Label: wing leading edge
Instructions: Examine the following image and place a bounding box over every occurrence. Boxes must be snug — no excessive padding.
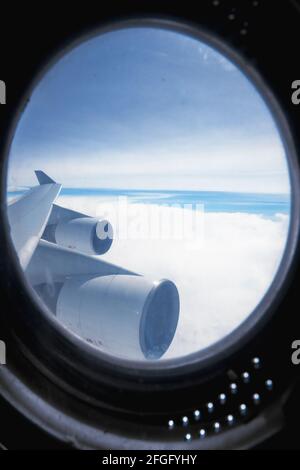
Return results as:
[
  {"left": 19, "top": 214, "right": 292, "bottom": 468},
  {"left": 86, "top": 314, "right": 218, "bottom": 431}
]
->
[{"left": 7, "top": 172, "right": 61, "bottom": 269}]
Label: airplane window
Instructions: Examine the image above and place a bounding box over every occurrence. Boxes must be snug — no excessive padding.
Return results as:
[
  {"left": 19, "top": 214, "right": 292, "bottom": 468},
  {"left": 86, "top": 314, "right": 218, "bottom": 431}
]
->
[{"left": 5, "top": 26, "right": 291, "bottom": 362}]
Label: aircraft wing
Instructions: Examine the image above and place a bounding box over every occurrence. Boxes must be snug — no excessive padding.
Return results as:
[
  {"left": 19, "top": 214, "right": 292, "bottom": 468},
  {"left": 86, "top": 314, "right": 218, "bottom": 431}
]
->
[
  {"left": 7, "top": 170, "right": 180, "bottom": 360},
  {"left": 7, "top": 171, "right": 62, "bottom": 270},
  {"left": 26, "top": 239, "right": 135, "bottom": 286}
]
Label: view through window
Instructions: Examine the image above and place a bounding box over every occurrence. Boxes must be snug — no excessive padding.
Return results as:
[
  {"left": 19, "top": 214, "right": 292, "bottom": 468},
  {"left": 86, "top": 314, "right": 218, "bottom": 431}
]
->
[{"left": 6, "top": 26, "right": 291, "bottom": 361}]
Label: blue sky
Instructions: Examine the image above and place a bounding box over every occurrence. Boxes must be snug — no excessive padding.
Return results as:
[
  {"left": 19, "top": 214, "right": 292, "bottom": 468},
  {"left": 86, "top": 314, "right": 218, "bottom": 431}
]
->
[{"left": 8, "top": 27, "right": 290, "bottom": 193}]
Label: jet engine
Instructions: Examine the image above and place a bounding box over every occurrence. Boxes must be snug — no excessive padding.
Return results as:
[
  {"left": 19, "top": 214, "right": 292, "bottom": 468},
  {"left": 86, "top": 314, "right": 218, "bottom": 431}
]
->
[
  {"left": 54, "top": 217, "right": 113, "bottom": 255},
  {"left": 56, "top": 274, "right": 180, "bottom": 359},
  {"left": 20, "top": 171, "right": 181, "bottom": 361}
]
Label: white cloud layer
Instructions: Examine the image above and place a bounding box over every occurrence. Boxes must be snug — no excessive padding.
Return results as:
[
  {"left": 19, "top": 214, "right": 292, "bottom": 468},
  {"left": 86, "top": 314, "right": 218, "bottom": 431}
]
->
[{"left": 51, "top": 195, "right": 289, "bottom": 360}]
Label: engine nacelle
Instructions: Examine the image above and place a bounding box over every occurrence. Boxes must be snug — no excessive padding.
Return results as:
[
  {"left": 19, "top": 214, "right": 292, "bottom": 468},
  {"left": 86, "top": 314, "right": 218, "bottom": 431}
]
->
[
  {"left": 56, "top": 275, "right": 179, "bottom": 359},
  {"left": 54, "top": 217, "right": 113, "bottom": 255}
]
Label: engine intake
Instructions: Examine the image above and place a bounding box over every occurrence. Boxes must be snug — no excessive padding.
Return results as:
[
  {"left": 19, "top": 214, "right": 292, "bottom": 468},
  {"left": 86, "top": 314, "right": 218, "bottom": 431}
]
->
[{"left": 54, "top": 217, "right": 113, "bottom": 255}]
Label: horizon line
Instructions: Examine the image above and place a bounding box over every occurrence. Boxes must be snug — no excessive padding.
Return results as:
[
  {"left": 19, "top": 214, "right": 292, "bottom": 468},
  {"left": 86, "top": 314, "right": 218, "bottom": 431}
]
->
[{"left": 6, "top": 186, "right": 291, "bottom": 197}]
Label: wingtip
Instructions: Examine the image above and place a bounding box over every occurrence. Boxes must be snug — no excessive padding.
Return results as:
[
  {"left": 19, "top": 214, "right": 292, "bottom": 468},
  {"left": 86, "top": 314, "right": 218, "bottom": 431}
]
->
[{"left": 35, "top": 170, "right": 56, "bottom": 185}]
